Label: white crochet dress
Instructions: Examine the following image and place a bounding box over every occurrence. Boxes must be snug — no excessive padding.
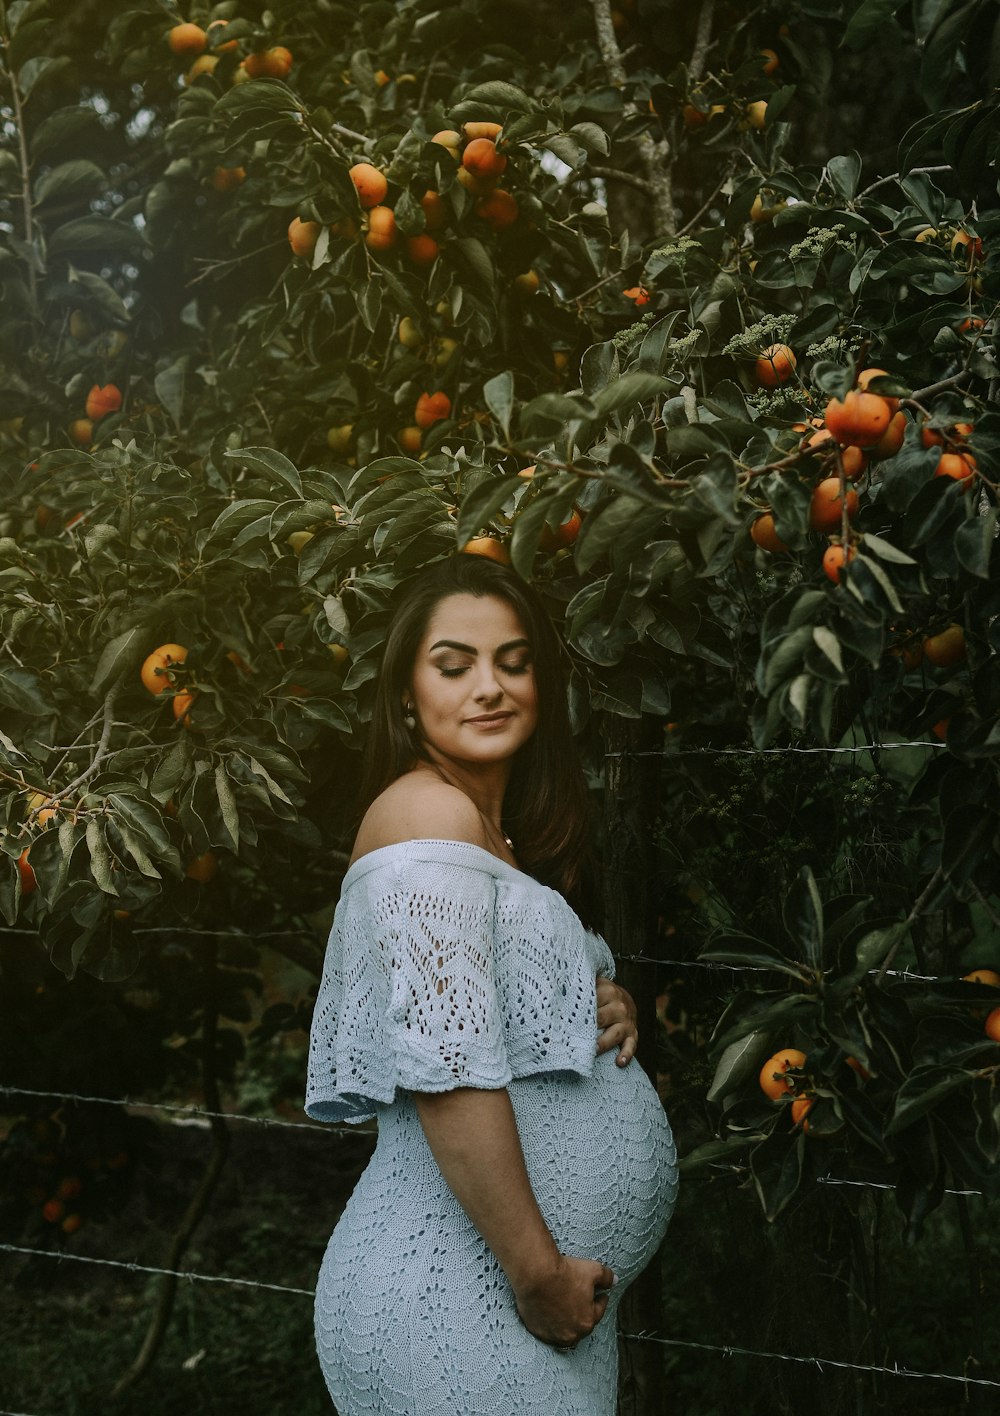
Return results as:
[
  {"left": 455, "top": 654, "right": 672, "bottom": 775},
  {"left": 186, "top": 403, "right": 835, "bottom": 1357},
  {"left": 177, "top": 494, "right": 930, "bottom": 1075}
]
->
[{"left": 305, "top": 839, "right": 678, "bottom": 1415}]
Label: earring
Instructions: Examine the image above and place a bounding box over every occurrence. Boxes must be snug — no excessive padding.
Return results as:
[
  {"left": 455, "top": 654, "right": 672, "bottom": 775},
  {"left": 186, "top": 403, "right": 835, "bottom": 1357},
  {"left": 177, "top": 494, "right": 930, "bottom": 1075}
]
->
[{"left": 403, "top": 704, "right": 416, "bottom": 730}]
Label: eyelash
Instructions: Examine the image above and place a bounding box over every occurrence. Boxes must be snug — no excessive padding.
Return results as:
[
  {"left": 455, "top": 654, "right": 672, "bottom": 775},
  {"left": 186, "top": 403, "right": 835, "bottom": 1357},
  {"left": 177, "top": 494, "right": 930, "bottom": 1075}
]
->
[{"left": 439, "top": 663, "right": 531, "bottom": 678}]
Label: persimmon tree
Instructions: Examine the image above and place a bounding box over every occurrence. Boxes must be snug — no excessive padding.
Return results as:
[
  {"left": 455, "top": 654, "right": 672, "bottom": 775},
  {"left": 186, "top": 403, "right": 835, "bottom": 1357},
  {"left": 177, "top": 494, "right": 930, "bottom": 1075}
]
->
[{"left": 2, "top": 0, "right": 999, "bottom": 1322}]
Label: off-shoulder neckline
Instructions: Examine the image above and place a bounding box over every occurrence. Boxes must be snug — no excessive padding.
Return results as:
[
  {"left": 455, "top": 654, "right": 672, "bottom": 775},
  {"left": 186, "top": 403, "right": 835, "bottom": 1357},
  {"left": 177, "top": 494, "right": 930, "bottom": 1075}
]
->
[{"left": 341, "top": 838, "right": 528, "bottom": 892}]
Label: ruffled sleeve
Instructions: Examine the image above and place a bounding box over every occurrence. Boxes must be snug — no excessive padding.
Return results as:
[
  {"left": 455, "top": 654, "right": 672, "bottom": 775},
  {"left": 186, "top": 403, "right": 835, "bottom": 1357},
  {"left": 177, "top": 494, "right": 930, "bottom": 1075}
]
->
[{"left": 304, "top": 841, "right": 604, "bottom": 1124}]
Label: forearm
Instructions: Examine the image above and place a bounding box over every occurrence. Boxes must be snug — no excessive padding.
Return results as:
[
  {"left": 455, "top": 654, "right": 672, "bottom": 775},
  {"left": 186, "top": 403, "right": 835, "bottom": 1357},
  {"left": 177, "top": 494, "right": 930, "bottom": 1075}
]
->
[{"left": 413, "top": 1086, "right": 559, "bottom": 1290}]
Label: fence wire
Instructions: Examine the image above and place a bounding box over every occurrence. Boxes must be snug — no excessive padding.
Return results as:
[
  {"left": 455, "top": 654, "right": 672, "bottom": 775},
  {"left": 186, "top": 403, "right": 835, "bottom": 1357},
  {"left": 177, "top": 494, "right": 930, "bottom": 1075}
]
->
[
  {"left": 0, "top": 1083, "right": 358, "bottom": 1135},
  {"left": 2, "top": 1241, "right": 997, "bottom": 1395},
  {"left": 0, "top": 1241, "right": 314, "bottom": 1296},
  {"left": 0, "top": 1085, "right": 986, "bottom": 1201},
  {"left": 623, "top": 1330, "right": 1000, "bottom": 1389}
]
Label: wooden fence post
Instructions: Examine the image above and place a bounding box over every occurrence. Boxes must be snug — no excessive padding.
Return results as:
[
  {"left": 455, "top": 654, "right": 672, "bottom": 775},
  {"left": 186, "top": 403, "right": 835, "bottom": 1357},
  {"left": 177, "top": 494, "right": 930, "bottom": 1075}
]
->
[{"left": 602, "top": 712, "right": 666, "bottom": 1416}]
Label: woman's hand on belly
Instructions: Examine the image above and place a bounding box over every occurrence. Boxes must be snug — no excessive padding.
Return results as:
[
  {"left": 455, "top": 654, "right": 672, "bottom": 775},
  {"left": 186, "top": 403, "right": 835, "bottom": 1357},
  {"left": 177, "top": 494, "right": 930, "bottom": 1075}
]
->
[
  {"left": 513, "top": 1253, "right": 616, "bottom": 1350},
  {"left": 413, "top": 1087, "right": 616, "bottom": 1349},
  {"left": 595, "top": 976, "right": 638, "bottom": 1066}
]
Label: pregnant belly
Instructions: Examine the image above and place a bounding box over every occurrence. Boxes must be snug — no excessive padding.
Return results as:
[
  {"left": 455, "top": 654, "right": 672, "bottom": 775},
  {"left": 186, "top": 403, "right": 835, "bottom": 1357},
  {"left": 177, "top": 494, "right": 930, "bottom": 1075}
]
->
[
  {"left": 507, "top": 1050, "right": 678, "bottom": 1282},
  {"left": 333, "top": 1055, "right": 677, "bottom": 1297}
]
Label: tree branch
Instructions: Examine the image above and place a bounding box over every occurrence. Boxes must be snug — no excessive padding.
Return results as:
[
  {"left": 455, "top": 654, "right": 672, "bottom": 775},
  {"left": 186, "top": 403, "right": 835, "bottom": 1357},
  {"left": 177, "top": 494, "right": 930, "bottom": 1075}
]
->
[
  {"left": 4, "top": 54, "right": 38, "bottom": 309},
  {"left": 588, "top": 164, "right": 656, "bottom": 195},
  {"left": 47, "top": 683, "right": 122, "bottom": 808},
  {"left": 688, "top": 0, "right": 716, "bottom": 85},
  {"left": 589, "top": 0, "right": 675, "bottom": 237}
]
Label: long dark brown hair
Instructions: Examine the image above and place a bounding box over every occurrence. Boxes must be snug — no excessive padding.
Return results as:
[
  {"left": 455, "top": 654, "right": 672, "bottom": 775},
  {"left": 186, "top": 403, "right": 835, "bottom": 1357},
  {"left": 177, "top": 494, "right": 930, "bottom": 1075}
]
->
[{"left": 358, "top": 556, "right": 595, "bottom": 916}]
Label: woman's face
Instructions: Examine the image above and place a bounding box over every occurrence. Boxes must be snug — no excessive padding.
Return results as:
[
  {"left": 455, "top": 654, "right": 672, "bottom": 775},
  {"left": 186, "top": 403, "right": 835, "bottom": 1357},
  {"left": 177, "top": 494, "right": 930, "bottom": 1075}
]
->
[{"left": 406, "top": 593, "right": 539, "bottom": 770}]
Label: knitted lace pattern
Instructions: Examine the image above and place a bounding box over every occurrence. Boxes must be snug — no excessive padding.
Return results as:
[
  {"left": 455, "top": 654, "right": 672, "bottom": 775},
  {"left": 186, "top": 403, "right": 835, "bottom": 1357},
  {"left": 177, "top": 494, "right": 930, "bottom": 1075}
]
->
[
  {"left": 305, "top": 839, "right": 611, "bottom": 1122},
  {"left": 305, "top": 840, "right": 678, "bottom": 1415}
]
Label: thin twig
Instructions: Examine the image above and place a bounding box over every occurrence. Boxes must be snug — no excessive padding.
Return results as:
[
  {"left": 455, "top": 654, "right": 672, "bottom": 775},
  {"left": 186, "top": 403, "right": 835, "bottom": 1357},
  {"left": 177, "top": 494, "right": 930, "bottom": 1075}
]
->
[
  {"left": 876, "top": 868, "right": 943, "bottom": 983},
  {"left": 677, "top": 172, "right": 731, "bottom": 236},
  {"left": 907, "top": 371, "right": 973, "bottom": 402},
  {"left": 856, "top": 165, "right": 952, "bottom": 200},
  {"left": 43, "top": 685, "right": 122, "bottom": 809},
  {"left": 969, "top": 880, "right": 1000, "bottom": 931}
]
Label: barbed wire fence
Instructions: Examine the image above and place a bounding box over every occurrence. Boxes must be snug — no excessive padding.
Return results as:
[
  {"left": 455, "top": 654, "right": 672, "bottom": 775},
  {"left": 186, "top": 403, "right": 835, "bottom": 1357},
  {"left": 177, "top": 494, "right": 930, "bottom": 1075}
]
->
[
  {"left": 2, "top": 733, "right": 992, "bottom": 1413},
  {"left": 1, "top": 1081, "right": 997, "bottom": 1416}
]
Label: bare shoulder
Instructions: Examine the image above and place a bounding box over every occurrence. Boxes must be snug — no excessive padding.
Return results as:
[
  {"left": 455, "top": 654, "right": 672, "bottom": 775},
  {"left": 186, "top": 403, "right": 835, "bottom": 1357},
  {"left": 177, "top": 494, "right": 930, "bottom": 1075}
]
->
[{"left": 350, "top": 773, "right": 488, "bottom": 863}]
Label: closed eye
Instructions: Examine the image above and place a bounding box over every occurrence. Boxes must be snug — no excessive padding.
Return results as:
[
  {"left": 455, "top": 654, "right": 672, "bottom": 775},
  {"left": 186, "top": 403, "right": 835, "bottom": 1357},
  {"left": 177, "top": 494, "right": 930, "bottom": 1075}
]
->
[{"left": 438, "top": 661, "right": 531, "bottom": 678}]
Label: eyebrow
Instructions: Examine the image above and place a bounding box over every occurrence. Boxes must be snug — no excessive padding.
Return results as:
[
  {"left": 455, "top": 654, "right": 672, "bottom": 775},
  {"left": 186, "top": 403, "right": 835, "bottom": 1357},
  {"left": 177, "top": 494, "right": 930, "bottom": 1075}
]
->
[{"left": 428, "top": 638, "right": 531, "bottom": 655}]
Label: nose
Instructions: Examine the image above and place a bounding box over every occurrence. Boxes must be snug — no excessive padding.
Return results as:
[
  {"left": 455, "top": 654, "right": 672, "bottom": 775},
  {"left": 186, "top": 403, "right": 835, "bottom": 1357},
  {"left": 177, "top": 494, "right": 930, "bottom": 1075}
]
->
[{"left": 472, "top": 662, "right": 504, "bottom": 702}]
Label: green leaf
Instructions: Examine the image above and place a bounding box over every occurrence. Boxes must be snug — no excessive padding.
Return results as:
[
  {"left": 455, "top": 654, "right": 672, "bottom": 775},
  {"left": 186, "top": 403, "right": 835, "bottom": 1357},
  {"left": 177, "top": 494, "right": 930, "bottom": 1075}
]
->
[
  {"left": 678, "top": 1136, "right": 755, "bottom": 1176},
  {"left": 455, "top": 236, "right": 495, "bottom": 291},
  {"left": 456, "top": 473, "right": 522, "bottom": 544},
  {"left": 575, "top": 495, "right": 656, "bottom": 574},
  {"left": 888, "top": 1065, "right": 975, "bottom": 1134},
  {"left": 215, "top": 763, "right": 240, "bottom": 851},
  {"left": 701, "top": 933, "right": 808, "bottom": 981},
  {"left": 30, "top": 104, "right": 103, "bottom": 160},
  {"left": 519, "top": 392, "right": 595, "bottom": 438},
  {"left": 580, "top": 341, "right": 619, "bottom": 397},
  {"left": 760, "top": 625, "right": 813, "bottom": 693},
  {"left": 47, "top": 215, "right": 145, "bottom": 260},
  {"left": 151, "top": 737, "right": 192, "bottom": 800},
  {"left": 17, "top": 54, "right": 70, "bottom": 100},
  {"left": 954, "top": 510, "right": 998, "bottom": 578},
  {"left": 568, "top": 122, "right": 611, "bottom": 156},
  {"left": 859, "top": 532, "right": 917, "bottom": 565},
  {"left": 712, "top": 993, "right": 817, "bottom": 1052},
  {"left": 592, "top": 372, "right": 670, "bottom": 419},
  {"left": 782, "top": 867, "right": 824, "bottom": 970},
  {"left": 750, "top": 1127, "right": 804, "bottom": 1221},
  {"left": 215, "top": 78, "right": 303, "bottom": 116},
  {"left": 854, "top": 923, "right": 905, "bottom": 976},
  {"left": 545, "top": 134, "right": 587, "bottom": 168},
  {"left": 508, "top": 493, "right": 558, "bottom": 580},
  {"left": 114, "top": 823, "right": 163, "bottom": 880},
  {"left": 246, "top": 755, "right": 295, "bottom": 808},
  {"left": 90, "top": 625, "right": 145, "bottom": 695},
  {"left": 452, "top": 80, "right": 534, "bottom": 113},
  {"left": 85, "top": 819, "right": 118, "bottom": 896},
  {"left": 707, "top": 1032, "right": 770, "bottom": 1104},
  {"left": 828, "top": 152, "right": 862, "bottom": 200},
  {"left": 0, "top": 666, "right": 47, "bottom": 714},
  {"left": 33, "top": 159, "right": 106, "bottom": 208},
  {"left": 154, "top": 355, "right": 187, "bottom": 430},
  {"left": 106, "top": 793, "right": 174, "bottom": 855},
  {"left": 483, "top": 370, "right": 514, "bottom": 438},
  {"left": 224, "top": 446, "right": 303, "bottom": 498},
  {"left": 812, "top": 626, "right": 844, "bottom": 674}
]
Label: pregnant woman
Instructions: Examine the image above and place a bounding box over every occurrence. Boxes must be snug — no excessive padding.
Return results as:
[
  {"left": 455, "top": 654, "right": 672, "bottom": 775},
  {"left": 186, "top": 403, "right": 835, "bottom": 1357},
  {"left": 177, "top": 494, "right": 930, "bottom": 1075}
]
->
[{"left": 305, "top": 554, "right": 678, "bottom": 1414}]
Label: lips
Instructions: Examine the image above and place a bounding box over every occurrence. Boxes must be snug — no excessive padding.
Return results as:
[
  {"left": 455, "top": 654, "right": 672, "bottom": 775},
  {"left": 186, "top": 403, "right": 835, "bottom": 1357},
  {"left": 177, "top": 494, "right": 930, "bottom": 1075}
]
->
[{"left": 466, "top": 712, "right": 514, "bottom": 725}]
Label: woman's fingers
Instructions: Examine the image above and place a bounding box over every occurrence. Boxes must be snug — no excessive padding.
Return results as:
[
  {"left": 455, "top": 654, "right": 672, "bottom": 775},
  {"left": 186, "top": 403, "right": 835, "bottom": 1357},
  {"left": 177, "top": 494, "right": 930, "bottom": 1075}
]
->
[
  {"left": 515, "top": 1255, "right": 616, "bottom": 1348},
  {"left": 595, "top": 1021, "right": 634, "bottom": 1059},
  {"left": 595, "top": 977, "right": 638, "bottom": 1064}
]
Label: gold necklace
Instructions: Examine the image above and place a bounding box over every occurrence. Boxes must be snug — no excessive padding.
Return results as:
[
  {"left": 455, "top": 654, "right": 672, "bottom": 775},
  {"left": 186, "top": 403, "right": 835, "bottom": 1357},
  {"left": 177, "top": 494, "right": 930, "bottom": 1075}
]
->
[
  {"left": 478, "top": 810, "right": 514, "bottom": 857},
  {"left": 422, "top": 763, "right": 513, "bottom": 854}
]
